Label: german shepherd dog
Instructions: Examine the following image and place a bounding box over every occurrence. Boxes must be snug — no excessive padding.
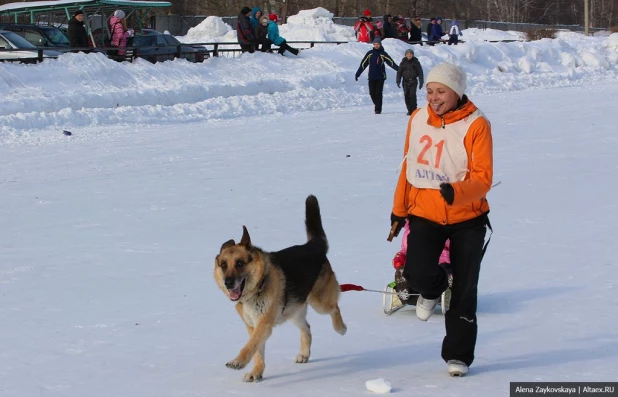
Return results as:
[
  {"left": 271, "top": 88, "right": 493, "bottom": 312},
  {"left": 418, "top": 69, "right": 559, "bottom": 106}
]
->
[{"left": 214, "top": 195, "right": 347, "bottom": 382}]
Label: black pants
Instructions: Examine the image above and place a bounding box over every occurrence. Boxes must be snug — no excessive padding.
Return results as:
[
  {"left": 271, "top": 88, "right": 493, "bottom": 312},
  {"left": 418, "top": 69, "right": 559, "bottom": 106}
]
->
[
  {"left": 368, "top": 79, "right": 385, "bottom": 113},
  {"left": 403, "top": 214, "right": 488, "bottom": 367},
  {"left": 240, "top": 43, "right": 255, "bottom": 53},
  {"left": 258, "top": 39, "right": 272, "bottom": 52},
  {"left": 277, "top": 40, "right": 299, "bottom": 56},
  {"left": 448, "top": 35, "right": 459, "bottom": 45},
  {"left": 403, "top": 81, "right": 418, "bottom": 113}
]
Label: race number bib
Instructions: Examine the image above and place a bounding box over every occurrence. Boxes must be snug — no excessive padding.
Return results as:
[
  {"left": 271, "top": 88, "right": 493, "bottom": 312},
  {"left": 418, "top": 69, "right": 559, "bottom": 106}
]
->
[{"left": 406, "top": 107, "right": 481, "bottom": 189}]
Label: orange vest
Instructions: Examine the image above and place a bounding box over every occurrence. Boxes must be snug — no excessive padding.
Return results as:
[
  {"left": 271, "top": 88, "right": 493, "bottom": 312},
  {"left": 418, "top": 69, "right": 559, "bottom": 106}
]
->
[{"left": 392, "top": 99, "right": 493, "bottom": 225}]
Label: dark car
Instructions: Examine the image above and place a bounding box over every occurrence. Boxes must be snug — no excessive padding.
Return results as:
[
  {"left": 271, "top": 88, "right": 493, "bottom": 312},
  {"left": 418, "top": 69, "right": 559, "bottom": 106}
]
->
[
  {"left": 0, "top": 29, "right": 62, "bottom": 62},
  {"left": 0, "top": 24, "right": 70, "bottom": 48},
  {"left": 125, "top": 29, "right": 209, "bottom": 63}
]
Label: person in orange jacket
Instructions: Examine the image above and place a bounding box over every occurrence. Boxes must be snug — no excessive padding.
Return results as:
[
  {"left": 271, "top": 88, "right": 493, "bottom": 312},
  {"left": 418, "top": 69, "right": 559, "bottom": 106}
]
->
[{"left": 390, "top": 62, "right": 493, "bottom": 378}]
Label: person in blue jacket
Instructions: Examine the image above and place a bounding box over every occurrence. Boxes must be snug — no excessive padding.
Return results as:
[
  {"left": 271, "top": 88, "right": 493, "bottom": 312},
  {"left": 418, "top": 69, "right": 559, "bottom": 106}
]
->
[
  {"left": 249, "top": 6, "right": 262, "bottom": 28},
  {"left": 354, "top": 37, "right": 399, "bottom": 114},
  {"left": 267, "top": 13, "right": 299, "bottom": 56},
  {"left": 429, "top": 16, "right": 444, "bottom": 44}
]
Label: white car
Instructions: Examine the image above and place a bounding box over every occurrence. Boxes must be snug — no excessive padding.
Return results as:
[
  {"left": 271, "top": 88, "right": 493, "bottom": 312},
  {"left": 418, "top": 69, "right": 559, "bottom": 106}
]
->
[{"left": 0, "top": 30, "right": 62, "bottom": 62}]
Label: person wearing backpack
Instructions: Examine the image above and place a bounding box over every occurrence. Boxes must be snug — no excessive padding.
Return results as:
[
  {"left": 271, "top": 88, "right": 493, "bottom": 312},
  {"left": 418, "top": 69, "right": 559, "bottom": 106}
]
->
[
  {"left": 354, "top": 37, "right": 399, "bottom": 114},
  {"left": 353, "top": 9, "right": 375, "bottom": 43},
  {"left": 396, "top": 48, "right": 424, "bottom": 115},
  {"left": 448, "top": 20, "right": 463, "bottom": 45}
]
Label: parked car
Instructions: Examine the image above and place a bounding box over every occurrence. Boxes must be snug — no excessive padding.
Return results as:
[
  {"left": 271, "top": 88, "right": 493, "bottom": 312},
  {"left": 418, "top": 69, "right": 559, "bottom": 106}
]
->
[
  {"left": 0, "top": 24, "right": 69, "bottom": 48},
  {"left": 126, "top": 29, "right": 209, "bottom": 63},
  {"left": 0, "top": 29, "right": 62, "bottom": 62}
]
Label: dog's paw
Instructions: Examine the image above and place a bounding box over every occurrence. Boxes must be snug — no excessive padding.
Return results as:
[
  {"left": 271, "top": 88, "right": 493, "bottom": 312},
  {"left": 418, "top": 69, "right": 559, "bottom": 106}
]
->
[
  {"left": 336, "top": 323, "right": 347, "bottom": 336},
  {"left": 226, "top": 358, "right": 248, "bottom": 370},
  {"left": 243, "top": 372, "right": 263, "bottom": 382},
  {"left": 295, "top": 354, "right": 309, "bottom": 363}
]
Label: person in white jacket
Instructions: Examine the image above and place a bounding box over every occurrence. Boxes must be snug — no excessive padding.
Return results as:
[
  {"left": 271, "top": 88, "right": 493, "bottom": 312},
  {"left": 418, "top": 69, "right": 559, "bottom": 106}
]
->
[{"left": 448, "top": 20, "right": 463, "bottom": 45}]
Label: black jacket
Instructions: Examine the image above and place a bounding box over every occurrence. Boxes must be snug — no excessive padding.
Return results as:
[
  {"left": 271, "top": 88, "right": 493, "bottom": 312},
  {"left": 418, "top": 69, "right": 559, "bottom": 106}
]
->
[
  {"left": 426, "top": 23, "right": 434, "bottom": 37},
  {"left": 396, "top": 57, "right": 424, "bottom": 87},
  {"left": 236, "top": 12, "right": 255, "bottom": 44},
  {"left": 255, "top": 23, "right": 268, "bottom": 42},
  {"left": 409, "top": 23, "right": 423, "bottom": 43},
  {"left": 383, "top": 15, "right": 397, "bottom": 38},
  {"left": 68, "top": 17, "right": 89, "bottom": 48}
]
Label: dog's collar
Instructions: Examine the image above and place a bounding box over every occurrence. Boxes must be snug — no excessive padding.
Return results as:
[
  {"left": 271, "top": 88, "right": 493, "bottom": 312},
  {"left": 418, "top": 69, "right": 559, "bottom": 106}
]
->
[
  {"left": 257, "top": 274, "right": 268, "bottom": 294},
  {"left": 255, "top": 274, "right": 287, "bottom": 314}
]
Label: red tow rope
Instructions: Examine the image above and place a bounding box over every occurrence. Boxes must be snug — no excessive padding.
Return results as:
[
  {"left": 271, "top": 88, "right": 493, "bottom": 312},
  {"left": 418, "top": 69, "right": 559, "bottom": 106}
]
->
[
  {"left": 340, "top": 283, "right": 395, "bottom": 295},
  {"left": 340, "top": 283, "right": 365, "bottom": 292}
]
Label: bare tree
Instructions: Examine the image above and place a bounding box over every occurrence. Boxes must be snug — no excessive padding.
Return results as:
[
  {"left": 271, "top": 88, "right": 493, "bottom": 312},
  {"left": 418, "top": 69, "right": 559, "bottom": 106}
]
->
[{"left": 0, "top": 0, "right": 615, "bottom": 26}]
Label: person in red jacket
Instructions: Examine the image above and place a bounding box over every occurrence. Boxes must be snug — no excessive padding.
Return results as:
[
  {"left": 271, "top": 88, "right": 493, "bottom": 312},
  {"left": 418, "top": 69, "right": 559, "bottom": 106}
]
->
[
  {"left": 390, "top": 62, "right": 493, "bottom": 378},
  {"left": 353, "top": 9, "right": 375, "bottom": 43}
]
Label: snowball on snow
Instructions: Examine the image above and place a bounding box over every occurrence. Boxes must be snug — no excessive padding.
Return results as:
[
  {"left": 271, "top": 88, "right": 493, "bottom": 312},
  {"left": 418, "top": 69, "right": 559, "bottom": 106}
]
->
[{"left": 365, "top": 378, "right": 392, "bottom": 394}]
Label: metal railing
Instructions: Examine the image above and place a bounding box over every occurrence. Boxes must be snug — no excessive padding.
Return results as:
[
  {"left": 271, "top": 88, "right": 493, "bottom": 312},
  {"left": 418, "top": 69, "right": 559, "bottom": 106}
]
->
[
  {"left": 0, "top": 36, "right": 548, "bottom": 63},
  {"left": 150, "top": 14, "right": 604, "bottom": 36},
  {"left": 0, "top": 47, "right": 48, "bottom": 63},
  {"left": 0, "top": 40, "right": 349, "bottom": 63}
]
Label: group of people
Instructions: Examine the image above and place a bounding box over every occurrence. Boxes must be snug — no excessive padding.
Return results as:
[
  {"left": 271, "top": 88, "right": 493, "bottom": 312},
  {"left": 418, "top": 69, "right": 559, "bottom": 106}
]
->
[
  {"left": 67, "top": 9, "right": 133, "bottom": 56},
  {"left": 354, "top": 10, "right": 423, "bottom": 44},
  {"left": 427, "top": 17, "right": 464, "bottom": 45},
  {"left": 236, "top": 6, "right": 300, "bottom": 56},
  {"left": 355, "top": 38, "right": 423, "bottom": 116},
  {"left": 354, "top": 14, "right": 468, "bottom": 114},
  {"left": 354, "top": 10, "right": 464, "bottom": 46}
]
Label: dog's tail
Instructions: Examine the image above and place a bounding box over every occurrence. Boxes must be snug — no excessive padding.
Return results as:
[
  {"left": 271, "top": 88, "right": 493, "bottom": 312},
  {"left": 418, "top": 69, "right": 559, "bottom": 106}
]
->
[{"left": 305, "top": 195, "right": 328, "bottom": 254}]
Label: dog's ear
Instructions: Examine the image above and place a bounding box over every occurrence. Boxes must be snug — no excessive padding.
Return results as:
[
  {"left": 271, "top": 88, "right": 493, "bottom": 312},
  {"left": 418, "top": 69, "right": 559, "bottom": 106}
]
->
[
  {"left": 239, "top": 225, "right": 251, "bottom": 247},
  {"left": 220, "top": 239, "right": 235, "bottom": 253}
]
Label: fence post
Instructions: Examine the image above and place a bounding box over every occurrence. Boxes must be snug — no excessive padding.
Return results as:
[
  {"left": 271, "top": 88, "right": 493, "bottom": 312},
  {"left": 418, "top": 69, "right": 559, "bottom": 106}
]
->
[
  {"left": 213, "top": 44, "right": 219, "bottom": 57},
  {"left": 38, "top": 49, "right": 43, "bottom": 63},
  {"left": 176, "top": 45, "right": 182, "bottom": 59}
]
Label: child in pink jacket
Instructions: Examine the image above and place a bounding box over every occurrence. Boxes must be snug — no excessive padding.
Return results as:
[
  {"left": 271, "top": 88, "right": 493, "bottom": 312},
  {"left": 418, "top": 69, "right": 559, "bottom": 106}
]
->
[
  {"left": 110, "top": 10, "right": 132, "bottom": 55},
  {"left": 392, "top": 220, "right": 451, "bottom": 304}
]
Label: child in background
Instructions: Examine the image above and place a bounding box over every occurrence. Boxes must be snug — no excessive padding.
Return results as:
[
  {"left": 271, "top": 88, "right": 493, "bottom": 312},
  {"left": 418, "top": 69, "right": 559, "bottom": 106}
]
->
[
  {"left": 387, "top": 220, "right": 453, "bottom": 313},
  {"left": 396, "top": 48, "right": 424, "bottom": 115},
  {"left": 448, "top": 20, "right": 463, "bottom": 45}
]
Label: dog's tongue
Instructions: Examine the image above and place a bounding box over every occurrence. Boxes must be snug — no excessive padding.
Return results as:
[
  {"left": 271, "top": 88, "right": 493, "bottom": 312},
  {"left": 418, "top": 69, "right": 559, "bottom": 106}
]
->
[{"left": 229, "top": 286, "right": 242, "bottom": 301}]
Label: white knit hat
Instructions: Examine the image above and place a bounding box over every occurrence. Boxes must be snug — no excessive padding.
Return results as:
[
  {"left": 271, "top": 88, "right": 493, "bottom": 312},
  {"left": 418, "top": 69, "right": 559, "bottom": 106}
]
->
[
  {"left": 113, "top": 9, "right": 125, "bottom": 19},
  {"left": 426, "top": 63, "right": 467, "bottom": 99}
]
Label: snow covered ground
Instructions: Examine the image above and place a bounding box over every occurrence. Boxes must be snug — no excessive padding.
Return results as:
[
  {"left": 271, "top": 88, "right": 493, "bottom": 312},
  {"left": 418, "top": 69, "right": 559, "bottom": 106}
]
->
[
  {"left": 1, "top": 25, "right": 617, "bottom": 138},
  {"left": 1, "top": 9, "right": 618, "bottom": 397},
  {"left": 2, "top": 80, "right": 617, "bottom": 397}
]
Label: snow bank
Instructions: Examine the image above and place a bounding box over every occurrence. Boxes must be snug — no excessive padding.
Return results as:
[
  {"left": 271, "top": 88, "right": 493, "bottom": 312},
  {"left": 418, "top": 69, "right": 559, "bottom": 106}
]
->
[
  {"left": 183, "top": 16, "right": 233, "bottom": 42},
  {"left": 1, "top": 9, "right": 617, "bottom": 136},
  {"left": 606, "top": 33, "right": 618, "bottom": 51}
]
